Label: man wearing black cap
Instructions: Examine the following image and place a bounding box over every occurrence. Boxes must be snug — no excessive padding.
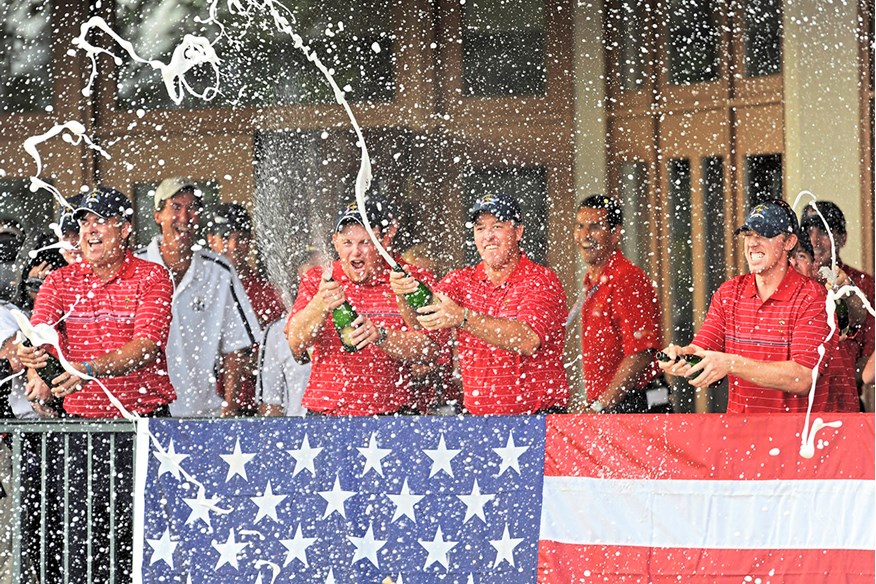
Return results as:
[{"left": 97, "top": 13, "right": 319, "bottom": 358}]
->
[
  {"left": 206, "top": 203, "right": 285, "bottom": 328},
  {"left": 800, "top": 200, "right": 875, "bottom": 407},
  {"left": 391, "top": 192, "right": 569, "bottom": 415},
  {"left": 659, "top": 199, "right": 839, "bottom": 413},
  {"left": 16, "top": 186, "right": 176, "bottom": 582},
  {"left": 285, "top": 195, "right": 442, "bottom": 416},
  {"left": 136, "top": 177, "right": 260, "bottom": 417},
  {"left": 206, "top": 203, "right": 285, "bottom": 414}
]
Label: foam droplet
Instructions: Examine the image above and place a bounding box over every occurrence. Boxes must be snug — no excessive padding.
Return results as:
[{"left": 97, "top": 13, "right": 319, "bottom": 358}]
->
[
  {"left": 371, "top": 42, "right": 381, "bottom": 53},
  {"left": 769, "top": 448, "right": 780, "bottom": 456}
]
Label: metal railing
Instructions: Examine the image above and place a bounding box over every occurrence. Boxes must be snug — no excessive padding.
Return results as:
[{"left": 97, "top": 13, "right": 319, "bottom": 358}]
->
[{"left": 1, "top": 420, "right": 137, "bottom": 584}]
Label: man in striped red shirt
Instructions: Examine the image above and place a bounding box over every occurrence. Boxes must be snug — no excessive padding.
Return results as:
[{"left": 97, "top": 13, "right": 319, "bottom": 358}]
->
[
  {"left": 19, "top": 186, "right": 176, "bottom": 417},
  {"left": 659, "top": 199, "right": 839, "bottom": 413},
  {"left": 16, "top": 186, "right": 175, "bottom": 583},
  {"left": 392, "top": 193, "right": 569, "bottom": 415},
  {"left": 286, "top": 196, "right": 443, "bottom": 416}
]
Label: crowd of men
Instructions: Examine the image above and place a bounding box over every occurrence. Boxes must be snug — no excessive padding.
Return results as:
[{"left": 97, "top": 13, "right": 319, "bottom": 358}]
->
[
  {"left": 0, "top": 182, "right": 873, "bottom": 424},
  {"left": 0, "top": 180, "right": 873, "bottom": 582}
]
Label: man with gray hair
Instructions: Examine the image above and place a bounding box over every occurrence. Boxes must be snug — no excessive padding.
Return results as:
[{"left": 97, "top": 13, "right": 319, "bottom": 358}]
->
[{"left": 136, "top": 177, "right": 260, "bottom": 417}]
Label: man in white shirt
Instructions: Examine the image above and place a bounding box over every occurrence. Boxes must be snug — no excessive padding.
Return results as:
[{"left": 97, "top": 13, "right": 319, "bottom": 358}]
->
[{"left": 136, "top": 177, "right": 261, "bottom": 417}]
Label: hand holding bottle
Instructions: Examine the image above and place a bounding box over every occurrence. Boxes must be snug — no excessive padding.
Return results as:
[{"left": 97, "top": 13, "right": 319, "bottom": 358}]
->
[
  {"left": 315, "top": 274, "right": 348, "bottom": 314},
  {"left": 415, "top": 293, "right": 465, "bottom": 331},
  {"left": 656, "top": 344, "right": 705, "bottom": 380}
]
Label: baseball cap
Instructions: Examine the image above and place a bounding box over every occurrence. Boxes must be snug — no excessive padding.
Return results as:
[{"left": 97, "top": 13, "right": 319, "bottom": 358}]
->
[
  {"left": 207, "top": 203, "right": 252, "bottom": 237},
  {"left": 73, "top": 187, "right": 134, "bottom": 221},
  {"left": 154, "top": 177, "right": 200, "bottom": 211},
  {"left": 800, "top": 200, "right": 846, "bottom": 236},
  {"left": 734, "top": 200, "right": 798, "bottom": 238},
  {"left": 58, "top": 194, "right": 83, "bottom": 234},
  {"left": 334, "top": 195, "right": 397, "bottom": 232},
  {"left": 467, "top": 193, "right": 522, "bottom": 226}
]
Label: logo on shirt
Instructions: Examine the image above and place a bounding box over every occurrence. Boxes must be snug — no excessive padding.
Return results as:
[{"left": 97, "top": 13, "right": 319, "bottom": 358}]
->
[{"left": 192, "top": 296, "right": 205, "bottom": 312}]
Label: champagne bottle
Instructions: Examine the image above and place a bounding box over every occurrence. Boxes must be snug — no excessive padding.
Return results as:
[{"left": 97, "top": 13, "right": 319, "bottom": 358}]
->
[
  {"left": 326, "top": 278, "right": 361, "bottom": 353},
  {"left": 21, "top": 338, "right": 67, "bottom": 386},
  {"left": 656, "top": 351, "right": 703, "bottom": 379},
  {"left": 835, "top": 298, "right": 850, "bottom": 336},
  {"left": 392, "top": 265, "right": 433, "bottom": 310}
]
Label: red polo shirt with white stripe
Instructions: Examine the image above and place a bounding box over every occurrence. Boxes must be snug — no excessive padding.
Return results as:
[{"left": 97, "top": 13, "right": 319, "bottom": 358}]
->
[
  {"left": 692, "top": 267, "right": 839, "bottom": 413},
  {"left": 580, "top": 250, "right": 663, "bottom": 403},
  {"left": 438, "top": 254, "right": 569, "bottom": 415},
  {"left": 292, "top": 260, "right": 441, "bottom": 416},
  {"left": 31, "top": 251, "right": 176, "bottom": 417}
]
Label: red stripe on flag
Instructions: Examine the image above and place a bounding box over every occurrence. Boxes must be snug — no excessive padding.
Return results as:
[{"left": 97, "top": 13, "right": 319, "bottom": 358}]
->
[
  {"left": 544, "top": 414, "right": 875, "bottom": 481},
  {"left": 537, "top": 542, "right": 875, "bottom": 583}
]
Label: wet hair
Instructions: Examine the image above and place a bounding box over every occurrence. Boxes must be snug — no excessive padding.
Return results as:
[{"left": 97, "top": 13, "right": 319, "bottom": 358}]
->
[
  {"left": 578, "top": 194, "right": 623, "bottom": 229},
  {"left": 15, "top": 234, "right": 68, "bottom": 310},
  {"left": 800, "top": 200, "right": 846, "bottom": 237}
]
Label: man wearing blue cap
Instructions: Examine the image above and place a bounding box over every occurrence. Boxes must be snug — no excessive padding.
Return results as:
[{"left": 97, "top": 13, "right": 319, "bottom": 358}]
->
[
  {"left": 16, "top": 186, "right": 176, "bottom": 582},
  {"left": 658, "top": 199, "right": 840, "bottom": 413},
  {"left": 391, "top": 192, "right": 569, "bottom": 415}
]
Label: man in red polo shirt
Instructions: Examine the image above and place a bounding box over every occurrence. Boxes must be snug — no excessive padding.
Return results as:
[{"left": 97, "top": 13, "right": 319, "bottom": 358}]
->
[
  {"left": 391, "top": 193, "right": 568, "bottom": 415},
  {"left": 20, "top": 186, "right": 175, "bottom": 416},
  {"left": 573, "top": 195, "right": 666, "bottom": 414},
  {"left": 659, "top": 199, "right": 839, "bottom": 413},
  {"left": 16, "top": 186, "right": 175, "bottom": 583},
  {"left": 800, "top": 200, "right": 875, "bottom": 410},
  {"left": 285, "top": 195, "right": 442, "bottom": 416}
]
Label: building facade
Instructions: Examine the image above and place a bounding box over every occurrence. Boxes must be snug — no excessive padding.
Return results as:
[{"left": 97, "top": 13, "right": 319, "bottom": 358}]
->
[{"left": 1, "top": 0, "right": 872, "bottom": 410}]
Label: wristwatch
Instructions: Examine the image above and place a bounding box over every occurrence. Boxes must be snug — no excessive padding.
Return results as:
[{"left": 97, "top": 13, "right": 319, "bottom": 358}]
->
[
  {"left": 588, "top": 400, "right": 605, "bottom": 414},
  {"left": 373, "top": 326, "right": 388, "bottom": 346}
]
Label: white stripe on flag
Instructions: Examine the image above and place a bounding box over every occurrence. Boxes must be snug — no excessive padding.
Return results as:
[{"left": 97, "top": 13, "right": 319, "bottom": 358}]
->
[
  {"left": 540, "top": 476, "right": 875, "bottom": 550},
  {"left": 132, "top": 418, "right": 151, "bottom": 584}
]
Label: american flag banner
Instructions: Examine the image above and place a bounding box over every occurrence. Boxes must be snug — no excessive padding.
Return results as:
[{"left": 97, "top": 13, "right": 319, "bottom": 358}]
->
[
  {"left": 133, "top": 415, "right": 546, "bottom": 583},
  {"left": 537, "top": 413, "right": 875, "bottom": 583},
  {"left": 133, "top": 414, "right": 875, "bottom": 584}
]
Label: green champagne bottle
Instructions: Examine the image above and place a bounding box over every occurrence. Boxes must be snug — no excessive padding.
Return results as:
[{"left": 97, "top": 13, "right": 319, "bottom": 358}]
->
[
  {"left": 656, "top": 351, "right": 703, "bottom": 380},
  {"left": 392, "top": 265, "right": 433, "bottom": 309},
  {"left": 835, "top": 298, "right": 850, "bottom": 335},
  {"left": 331, "top": 298, "right": 360, "bottom": 353},
  {"left": 22, "top": 338, "right": 67, "bottom": 386}
]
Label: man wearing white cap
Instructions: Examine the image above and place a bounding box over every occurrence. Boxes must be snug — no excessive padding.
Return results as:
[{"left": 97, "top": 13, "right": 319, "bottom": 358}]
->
[{"left": 136, "top": 177, "right": 260, "bottom": 417}]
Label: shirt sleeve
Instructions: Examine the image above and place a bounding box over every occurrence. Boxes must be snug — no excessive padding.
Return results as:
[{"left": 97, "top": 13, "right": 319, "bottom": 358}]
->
[
  {"left": 290, "top": 266, "right": 321, "bottom": 317},
  {"left": 612, "top": 270, "right": 663, "bottom": 356},
  {"left": 514, "top": 269, "right": 568, "bottom": 347},
  {"left": 0, "top": 305, "right": 19, "bottom": 345},
  {"left": 30, "top": 271, "right": 65, "bottom": 329},
  {"left": 132, "top": 264, "right": 174, "bottom": 346},
  {"left": 692, "top": 281, "right": 729, "bottom": 352},
  {"left": 790, "top": 288, "right": 837, "bottom": 374},
  {"left": 219, "top": 267, "right": 262, "bottom": 355},
  {"left": 257, "top": 320, "right": 285, "bottom": 405}
]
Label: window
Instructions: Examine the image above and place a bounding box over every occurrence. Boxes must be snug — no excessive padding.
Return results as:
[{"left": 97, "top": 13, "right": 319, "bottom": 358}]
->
[
  {"left": 743, "top": 0, "right": 782, "bottom": 77},
  {"left": 462, "top": 0, "right": 546, "bottom": 97},
  {"left": 463, "top": 166, "right": 548, "bottom": 266},
  {"left": 666, "top": 0, "right": 719, "bottom": 85},
  {"left": 0, "top": 0, "right": 52, "bottom": 114},
  {"left": 115, "top": 0, "right": 395, "bottom": 110},
  {"left": 608, "top": 0, "right": 649, "bottom": 92},
  {"left": 744, "top": 153, "right": 783, "bottom": 206},
  {"left": 618, "top": 161, "right": 651, "bottom": 267},
  {"left": 701, "top": 156, "right": 725, "bottom": 300}
]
